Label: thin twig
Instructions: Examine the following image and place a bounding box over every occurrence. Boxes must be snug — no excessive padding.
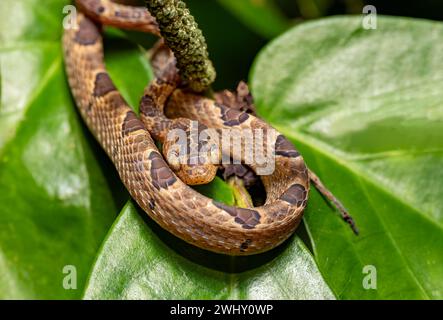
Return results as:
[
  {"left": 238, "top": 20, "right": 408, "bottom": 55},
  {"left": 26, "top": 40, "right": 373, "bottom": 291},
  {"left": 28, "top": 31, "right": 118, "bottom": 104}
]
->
[{"left": 308, "top": 168, "right": 359, "bottom": 235}]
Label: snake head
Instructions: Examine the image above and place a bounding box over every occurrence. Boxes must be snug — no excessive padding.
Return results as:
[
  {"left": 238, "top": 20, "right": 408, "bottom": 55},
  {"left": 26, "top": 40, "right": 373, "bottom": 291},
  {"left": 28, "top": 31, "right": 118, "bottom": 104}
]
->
[{"left": 163, "top": 119, "right": 220, "bottom": 185}]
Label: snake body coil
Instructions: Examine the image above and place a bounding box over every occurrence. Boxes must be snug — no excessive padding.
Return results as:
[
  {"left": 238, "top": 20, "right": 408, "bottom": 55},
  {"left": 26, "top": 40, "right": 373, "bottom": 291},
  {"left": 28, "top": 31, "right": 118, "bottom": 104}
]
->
[{"left": 63, "top": 0, "right": 310, "bottom": 255}]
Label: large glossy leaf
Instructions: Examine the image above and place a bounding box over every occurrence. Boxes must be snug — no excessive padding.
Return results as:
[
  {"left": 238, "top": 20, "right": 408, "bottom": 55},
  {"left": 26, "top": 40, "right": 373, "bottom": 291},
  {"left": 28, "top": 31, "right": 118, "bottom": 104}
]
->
[
  {"left": 250, "top": 16, "right": 443, "bottom": 299},
  {"left": 0, "top": 0, "right": 118, "bottom": 299},
  {"left": 0, "top": 0, "right": 158, "bottom": 299},
  {"left": 83, "top": 202, "right": 334, "bottom": 300}
]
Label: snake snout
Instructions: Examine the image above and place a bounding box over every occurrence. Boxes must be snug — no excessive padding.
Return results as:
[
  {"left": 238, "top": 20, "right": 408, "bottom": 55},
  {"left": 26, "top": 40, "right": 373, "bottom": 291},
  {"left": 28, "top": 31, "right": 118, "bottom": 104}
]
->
[
  {"left": 163, "top": 137, "right": 219, "bottom": 185},
  {"left": 176, "top": 163, "right": 218, "bottom": 186}
]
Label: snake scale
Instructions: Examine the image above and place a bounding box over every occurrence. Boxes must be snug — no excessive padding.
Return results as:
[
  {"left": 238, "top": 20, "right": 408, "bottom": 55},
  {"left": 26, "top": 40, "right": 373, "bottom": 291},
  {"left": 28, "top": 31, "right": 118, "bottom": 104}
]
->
[{"left": 63, "top": 0, "right": 311, "bottom": 255}]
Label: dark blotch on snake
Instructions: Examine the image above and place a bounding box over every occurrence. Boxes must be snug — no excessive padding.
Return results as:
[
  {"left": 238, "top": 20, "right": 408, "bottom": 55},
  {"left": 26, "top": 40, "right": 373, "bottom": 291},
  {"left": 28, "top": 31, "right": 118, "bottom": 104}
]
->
[
  {"left": 223, "top": 164, "right": 258, "bottom": 188},
  {"left": 139, "top": 95, "right": 159, "bottom": 117},
  {"left": 280, "top": 184, "right": 307, "bottom": 207},
  {"left": 149, "top": 199, "right": 156, "bottom": 210},
  {"left": 213, "top": 201, "right": 261, "bottom": 229},
  {"left": 215, "top": 103, "right": 249, "bottom": 126},
  {"left": 74, "top": 17, "right": 100, "bottom": 45},
  {"left": 240, "top": 239, "right": 252, "bottom": 252},
  {"left": 149, "top": 152, "right": 177, "bottom": 190},
  {"left": 108, "top": 94, "right": 126, "bottom": 110},
  {"left": 235, "top": 209, "right": 261, "bottom": 229},
  {"left": 122, "top": 111, "right": 145, "bottom": 136},
  {"left": 275, "top": 135, "right": 300, "bottom": 158},
  {"left": 93, "top": 72, "right": 116, "bottom": 97}
]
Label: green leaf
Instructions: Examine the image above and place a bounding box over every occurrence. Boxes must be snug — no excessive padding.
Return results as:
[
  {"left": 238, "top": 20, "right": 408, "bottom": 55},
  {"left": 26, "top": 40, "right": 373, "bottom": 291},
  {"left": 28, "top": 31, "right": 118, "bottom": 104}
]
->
[
  {"left": 83, "top": 202, "right": 334, "bottom": 299},
  {"left": 0, "top": 0, "right": 118, "bottom": 299},
  {"left": 104, "top": 29, "right": 154, "bottom": 112},
  {"left": 250, "top": 16, "right": 443, "bottom": 299},
  {"left": 192, "top": 176, "right": 236, "bottom": 206},
  {"left": 217, "top": 0, "right": 291, "bottom": 39},
  {"left": 0, "top": 0, "right": 157, "bottom": 299}
]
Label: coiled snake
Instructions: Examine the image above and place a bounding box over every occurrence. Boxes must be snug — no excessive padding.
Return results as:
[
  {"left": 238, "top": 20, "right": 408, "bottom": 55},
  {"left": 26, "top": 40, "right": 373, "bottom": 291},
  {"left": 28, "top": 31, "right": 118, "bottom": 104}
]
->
[{"left": 63, "top": 0, "right": 354, "bottom": 255}]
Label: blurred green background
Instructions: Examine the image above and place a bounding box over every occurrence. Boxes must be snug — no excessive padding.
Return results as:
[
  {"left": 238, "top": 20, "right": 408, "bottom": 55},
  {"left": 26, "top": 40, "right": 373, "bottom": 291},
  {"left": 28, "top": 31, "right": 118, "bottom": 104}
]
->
[{"left": 169, "top": 0, "right": 443, "bottom": 90}]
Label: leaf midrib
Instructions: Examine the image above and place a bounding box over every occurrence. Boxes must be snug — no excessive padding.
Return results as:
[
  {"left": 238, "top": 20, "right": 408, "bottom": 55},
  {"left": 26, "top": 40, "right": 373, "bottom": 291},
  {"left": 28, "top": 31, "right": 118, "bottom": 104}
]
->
[
  {"left": 279, "top": 126, "right": 438, "bottom": 298},
  {"left": 280, "top": 127, "right": 443, "bottom": 230}
]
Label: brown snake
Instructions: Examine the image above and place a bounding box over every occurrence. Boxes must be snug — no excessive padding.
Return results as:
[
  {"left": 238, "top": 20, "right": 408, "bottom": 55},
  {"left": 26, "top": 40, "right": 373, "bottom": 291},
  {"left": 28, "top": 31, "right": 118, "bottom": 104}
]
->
[{"left": 63, "top": 0, "right": 354, "bottom": 256}]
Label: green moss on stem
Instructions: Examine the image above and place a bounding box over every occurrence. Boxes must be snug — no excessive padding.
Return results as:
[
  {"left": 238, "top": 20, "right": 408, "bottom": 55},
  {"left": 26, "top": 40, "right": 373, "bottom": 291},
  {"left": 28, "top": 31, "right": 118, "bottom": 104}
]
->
[{"left": 146, "top": 0, "right": 216, "bottom": 92}]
